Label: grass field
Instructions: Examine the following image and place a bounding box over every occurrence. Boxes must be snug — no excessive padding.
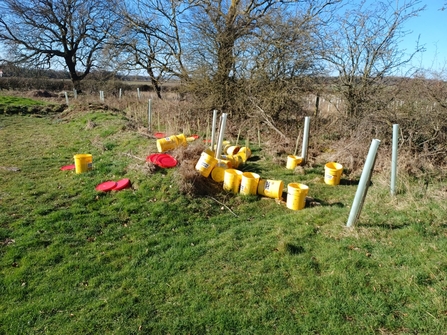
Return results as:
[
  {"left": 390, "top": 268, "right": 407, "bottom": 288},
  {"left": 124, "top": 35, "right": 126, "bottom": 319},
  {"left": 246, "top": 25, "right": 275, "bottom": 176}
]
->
[{"left": 1, "top": 96, "right": 447, "bottom": 334}]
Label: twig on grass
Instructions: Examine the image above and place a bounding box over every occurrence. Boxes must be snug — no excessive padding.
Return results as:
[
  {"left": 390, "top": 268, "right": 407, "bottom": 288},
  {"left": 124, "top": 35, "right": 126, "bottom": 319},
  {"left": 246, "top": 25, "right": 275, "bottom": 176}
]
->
[
  {"left": 122, "top": 152, "right": 145, "bottom": 161},
  {"left": 207, "top": 196, "right": 238, "bottom": 217}
]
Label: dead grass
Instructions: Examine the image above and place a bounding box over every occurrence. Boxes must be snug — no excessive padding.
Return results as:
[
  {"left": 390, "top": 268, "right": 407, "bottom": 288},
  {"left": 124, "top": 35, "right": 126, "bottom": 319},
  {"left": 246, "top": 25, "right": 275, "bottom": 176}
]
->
[{"left": 172, "top": 143, "right": 224, "bottom": 197}]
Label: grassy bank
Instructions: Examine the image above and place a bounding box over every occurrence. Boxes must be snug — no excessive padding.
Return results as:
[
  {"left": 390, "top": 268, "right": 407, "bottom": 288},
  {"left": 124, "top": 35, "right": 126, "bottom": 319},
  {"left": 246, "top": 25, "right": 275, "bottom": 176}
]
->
[{"left": 1, "top": 105, "right": 447, "bottom": 334}]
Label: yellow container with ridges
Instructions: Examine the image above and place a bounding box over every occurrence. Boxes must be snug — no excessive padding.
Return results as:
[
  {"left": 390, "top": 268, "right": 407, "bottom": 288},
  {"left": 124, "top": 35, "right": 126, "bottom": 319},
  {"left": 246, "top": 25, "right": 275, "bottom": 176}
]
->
[
  {"left": 240, "top": 172, "right": 260, "bottom": 195},
  {"left": 324, "top": 162, "right": 343, "bottom": 185},
  {"left": 73, "top": 154, "right": 93, "bottom": 174},
  {"left": 258, "top": 179, "right": 284, "bottom": 199},
  {"left": 286, "top": 155, "right": 302, "bottom": 170},
  {"left": 223, "top": 169, "right": 243, "bottom": 193},
  {"left": 286, "top": 183, "right": 308, "bottom": 210},
  {"left": 195, "top": 151, "right": 217, "bottom": 177}
]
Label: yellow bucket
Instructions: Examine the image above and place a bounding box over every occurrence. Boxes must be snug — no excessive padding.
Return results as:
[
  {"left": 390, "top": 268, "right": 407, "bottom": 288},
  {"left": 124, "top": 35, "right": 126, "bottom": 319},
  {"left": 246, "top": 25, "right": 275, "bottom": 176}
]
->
[
  {"left": 286, "top": 183, "right": 309, "bottom": 210},
  {"left": 73, "top": 154, "right": 93, "bottom": 174},
  {"left": 236, "top": 147, "right": 251, "bottom": 163},
  {"left": 227, "top": 154, "right": 243, "bottom": 169},
  {"left": 226, "top": 145, "right": 240, "bottom": 155},
  {"left": 240, "top": 172, "right": 260, "bottom": 195},
  {"left": 257, "top": 179, "right": 284, "bottom": 199},
  {"left": 176, "top": 134, "right": 188, "bottom": 147},
  {"left": 216, "top": 158, "right": 232, "bottom": 168},
  {"left": 195, "top": 151, "right": 217, "bottom": 177},
  {"left": 324, "top": 162, "right": 343, "bottom": 185},
  {"left": 286, "top": 155, "right": 303, "bottom": 170},
  {"left": 223, "top": 169, "right": 243, "bottom": 193},
  {"left": 211, "top": 166, "right": 226, "bottom": 182},
  {"left": 156, "top": 135, "right": 179, "bottom": 152}
]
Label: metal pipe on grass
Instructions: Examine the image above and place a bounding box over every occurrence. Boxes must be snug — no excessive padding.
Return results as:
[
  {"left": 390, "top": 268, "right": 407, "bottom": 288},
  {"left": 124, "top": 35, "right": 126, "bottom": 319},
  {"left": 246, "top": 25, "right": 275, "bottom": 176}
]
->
[
  {"left": 346, "top": 139, "right": 381, "bottom": 228},
  {"left": 64, "top": 92, "right": 69, "bottom": 105},
  {"left": 294, "top": 130, "right": 302, "bottom": 156},
  {"left": 300, "top": 116, "right": 310, "bottom": 164},
  {"left": 210, "top": 110, "right": 218, "bottom": 151},
  {"left": 391, "top": 124, "right": 399, "bottom": 196},
  {"left": 215, "top": 113, "right": 228, "bottom": 160}
]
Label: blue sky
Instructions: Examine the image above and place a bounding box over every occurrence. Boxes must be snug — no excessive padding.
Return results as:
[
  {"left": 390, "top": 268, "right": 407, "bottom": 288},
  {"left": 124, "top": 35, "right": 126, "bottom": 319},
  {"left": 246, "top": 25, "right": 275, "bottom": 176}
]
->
[{"left": 399, "top": 1, "right": 447, "bottom": 74}]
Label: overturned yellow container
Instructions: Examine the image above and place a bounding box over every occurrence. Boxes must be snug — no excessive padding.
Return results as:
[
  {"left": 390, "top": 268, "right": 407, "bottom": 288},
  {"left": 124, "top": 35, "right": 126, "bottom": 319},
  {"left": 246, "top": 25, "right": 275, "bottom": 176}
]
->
[
  {"left": 324, "top": 162, "right": 343, "bottom": 185},
  {"left": 156, "top": 134, "right": 188, "bottom": 152},
  {"left": 227, "top": 154, "right": 243, "bottom": 169},
  {"left": 235, "top": 147, "right": 251, "bottom": 163},
  {"left": 286, "top": 155, "right": 303, "bottom": 170},
  {"left": 240, "top": 172, "right": 260, "bottom": 196},
  {"left": 73, "top": 154, "right": 93, "bottom": 174},
  {"left": 156, "top": 135, "right": 179, "bottom": 152},
  {"left": 286, "top": 183, "right": 308, "bottom": 210},
  {"left": 223, "top": 169, "right": 243, "bottom": 193},
  {"left": 176, "top": 134, "right": 188, "bottom": 147},
  {"left": 258, "top": 179, "right": 284, "bottom": 199},
  {"left": 195, "top": 151, "right": 217, "bottom": 178},
  {"left": 226, "top": 145, "right": 240, "bottom": 155},
  {"left": 211, "top": 166, "right": 226, "bottom": 183}
]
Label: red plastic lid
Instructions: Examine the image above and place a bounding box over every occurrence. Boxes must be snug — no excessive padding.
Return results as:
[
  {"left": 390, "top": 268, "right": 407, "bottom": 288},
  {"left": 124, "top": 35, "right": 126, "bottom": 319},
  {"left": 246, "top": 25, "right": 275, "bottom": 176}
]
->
[
  {"left": 156, "top": 154, "right": 177, "bottom": 168},
  {"left": 154, "top": 132, "right": 166, "bottom": 138},
  {"left": 95, "top": 181, "right": 117, "bottom": 192},
  {"left": 112, "top": 178, "right": 131, "bottom": 191},
  {"left": 60, "top": 164, "right": 76, "bottom": 171},
  {"left": 146, "top": 154, "right": 160, "bottom": 163},
  {"left": 190, "top": 134, "right": 199, "bottom": 139}
]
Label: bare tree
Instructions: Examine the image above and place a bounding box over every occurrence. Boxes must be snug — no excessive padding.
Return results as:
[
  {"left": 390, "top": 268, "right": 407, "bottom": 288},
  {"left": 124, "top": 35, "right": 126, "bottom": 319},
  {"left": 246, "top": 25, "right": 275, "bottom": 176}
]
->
[
  {"left": 186, "top": 0, "right": 340, "bottom": 113},
  {"left": 109, "top": 0, "right": 191, "bottom": 99},
  {"left": 0, "top": 0, "right": 117, "bottom": 90},
  {"left": 319, "top": 0, "right": 425, "bottom": 118}
]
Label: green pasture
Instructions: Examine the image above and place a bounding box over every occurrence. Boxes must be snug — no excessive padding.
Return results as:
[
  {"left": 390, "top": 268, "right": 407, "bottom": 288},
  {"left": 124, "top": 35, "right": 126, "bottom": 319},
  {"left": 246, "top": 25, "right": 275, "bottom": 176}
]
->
[{"left": 1, "top": 101, "right": 447, "bottom": 334}]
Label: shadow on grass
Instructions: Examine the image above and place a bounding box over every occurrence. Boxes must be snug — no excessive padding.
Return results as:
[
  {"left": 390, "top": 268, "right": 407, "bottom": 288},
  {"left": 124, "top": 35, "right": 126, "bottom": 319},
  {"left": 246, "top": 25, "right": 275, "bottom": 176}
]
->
[
  {"left": 285, "top": 243, "right": 305, "bottom": 255},
  {"left": 280, "top": 192, "right": 345, "bottom": 208},
  {"left": 357, "top": 222, "right": 410, "bottom": 230}
]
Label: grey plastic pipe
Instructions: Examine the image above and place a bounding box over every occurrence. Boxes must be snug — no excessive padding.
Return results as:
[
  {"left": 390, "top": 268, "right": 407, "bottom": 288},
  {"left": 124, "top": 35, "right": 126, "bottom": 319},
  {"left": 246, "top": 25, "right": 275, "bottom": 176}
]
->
[
  {"left": 210, "top": 110, "right": 218, "bottom": 151},
  {"left": 301, "top": 116, "right": 310, "bottom": 164},
  {"left": 346, "top": 139, "right": 381, "bottom": 227},
  {"left": 391, "top": 124, "right": 399, "bottom": 196},
  {"left": 215, "top": 113, "right": 228, "bottom": 159}
]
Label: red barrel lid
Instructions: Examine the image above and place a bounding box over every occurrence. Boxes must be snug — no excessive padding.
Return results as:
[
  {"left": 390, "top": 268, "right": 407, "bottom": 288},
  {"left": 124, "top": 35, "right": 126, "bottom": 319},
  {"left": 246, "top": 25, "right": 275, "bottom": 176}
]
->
[
  {"left": 154, "top": 132, "right": 166, "bottom": 138},
  {"left": 112, "top": 178, "right": 131, "bottom": 191},
  {"left": 156, "top": 154, "right": 177, "bottom": 168},
  {"left": 95, "top": 181, "right": 117, "bottom": 192},
  {"left": 60, "top": 164, "right": 76, "bottom": 171},
  {"left": 146, "top": 154, "right": 161, "bottom": 163}
]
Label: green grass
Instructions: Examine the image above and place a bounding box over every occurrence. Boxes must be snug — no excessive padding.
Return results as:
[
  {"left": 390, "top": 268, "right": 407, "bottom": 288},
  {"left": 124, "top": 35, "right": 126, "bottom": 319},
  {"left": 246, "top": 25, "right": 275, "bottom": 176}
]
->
[{"left": 1, "top": 107, "right": 447, "bottom": 334}]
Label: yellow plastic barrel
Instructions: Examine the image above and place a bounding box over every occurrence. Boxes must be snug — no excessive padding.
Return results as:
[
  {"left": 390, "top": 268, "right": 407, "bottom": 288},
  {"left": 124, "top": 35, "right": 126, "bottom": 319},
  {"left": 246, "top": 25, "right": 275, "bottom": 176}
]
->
[
  {"left": 257, "top": 179, "right": 284, "bottom": 199},
  {"left": 226, "top": 145, "right": 240, "bottom": 155},
  {"left": 176, "top": 134, "right": 187, "bottom": 147},
  {"left": 286, "top": 183, "right": 309, "bottom": 210},
  {"left": 324, "top": 162, "right": 343, "bottom": 185},
  {"left": 223, "top": 169, "right": 243, "bottom": 193},
  {"left": 286, "top": 155, "right": 303, "bottom": 170},
  {"left": 227, "top": 154, "right": 243, "bottom": 169},
  {"left": 236, "top": 147, "right": 251, "bottom": 163},
  {"left": 240, "top": 172, "right": 260, "bottom": 195},
  {"left": 73, "top": 154, "right": 93, "bottom": 174},
  {"left": 216, "top": 158, "right": 232, "bottom": 168},
  {"left": 195, "top": 151, "right": 217, "bottom": 177},
  {"left": 211, "top": 166, "right": 226, "bottom": 182},
  {"left": 156, "top": 135, "right": 179, "bottom": 152}
]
